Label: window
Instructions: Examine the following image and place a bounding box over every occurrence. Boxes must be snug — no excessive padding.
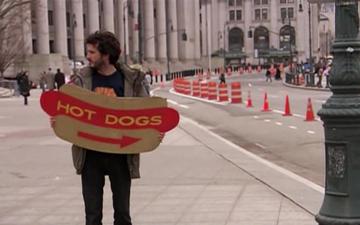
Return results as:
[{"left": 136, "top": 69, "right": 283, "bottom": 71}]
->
[
  {"left": 262, "top": 0, "right": 268, "bottom": 4},
  {"left": 49, "top": 40, "right": 55, "bottom": 53},
  {"left": 280, "top": 0, "right": 286, "bottom": 3},
  {"left": 66, "top": 12, "right": 70, "bottom": 27},
  {"left": 236, "top": 0, "right": 242, "bottom": 6},
  {"left": 83, "top": 14, "right": 86, "bottom": 28},
  {"left": 288, "top": 7, "right": 294, "bottom": 18},
  {"left": 48, "top": 10, "right": 53, "bottom": 26},
  {"left": 229, "top": 0, "right": 234, "bottom": 6},
  {"left": 229, "top": 10, "right": 235, "bottom": 21},
  {"left": 236, "top": 10, "right": 242, "bottom": 20},
  {"left": 280, "top": 8, "right": 287, "bottom": 19},
  {"left": 254, "top": 0, "right": 260, "bottom": 5},
  {"left": 262, "top": 8, "right": 268, "bottom": 20},
  {"left": 255, "top": 9, "right": 261, "bottom": 20}
]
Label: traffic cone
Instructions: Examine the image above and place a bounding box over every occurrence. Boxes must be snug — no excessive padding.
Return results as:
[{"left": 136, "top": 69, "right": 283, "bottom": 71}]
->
[
  {"left": 261, "top": 92, "right": 271, "bottom": 112},
  {"left": 305, "top": 98, "right": 315, "bottom": 121},
  {"left": 246, "top": 90, "right": 253, "bottom": 108},
  {"left": 283, "top": 95, "right": 292, "bottom": 116}
]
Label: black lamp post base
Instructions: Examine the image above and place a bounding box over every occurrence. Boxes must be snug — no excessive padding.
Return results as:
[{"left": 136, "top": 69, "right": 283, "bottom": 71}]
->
[{"left": 316, "top": 214, "right": 360, "bottom": 225}]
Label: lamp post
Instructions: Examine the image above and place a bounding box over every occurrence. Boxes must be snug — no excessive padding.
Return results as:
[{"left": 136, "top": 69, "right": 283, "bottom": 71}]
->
[{"left": 315, "top": 0, "right": 360, "bottom": 224}]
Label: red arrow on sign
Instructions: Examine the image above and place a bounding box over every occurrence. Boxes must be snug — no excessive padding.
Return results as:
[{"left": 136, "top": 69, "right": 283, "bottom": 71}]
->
[{"left": 78, "top": 131, "right": 141, "bottom": 148}]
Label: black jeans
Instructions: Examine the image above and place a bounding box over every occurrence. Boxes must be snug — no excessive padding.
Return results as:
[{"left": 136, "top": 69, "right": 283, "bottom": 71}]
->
[{"left": 81, "top": 150, "right": 132, "bottom": 225}]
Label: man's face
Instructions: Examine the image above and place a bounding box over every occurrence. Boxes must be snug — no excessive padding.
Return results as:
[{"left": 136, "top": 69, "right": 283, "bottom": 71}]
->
[{"left": 86, "top": 43, "right": 107, "bottom": 69}]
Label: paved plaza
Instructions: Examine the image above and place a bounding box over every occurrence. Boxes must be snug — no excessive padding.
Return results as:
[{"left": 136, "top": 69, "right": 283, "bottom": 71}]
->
[{"left": 0, "top": 90, "right": 320, "bottom": 225}]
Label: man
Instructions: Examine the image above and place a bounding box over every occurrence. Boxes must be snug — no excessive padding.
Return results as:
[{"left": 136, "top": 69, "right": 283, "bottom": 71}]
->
[
  {"left": 16, "top": 71, "right": 30, "bottom": 105},
  {"left": 54, "top": 68, "right": 65, "bottom": 89},
  {"left": 46, "top": 68, "right": 55, "bottom": 90},
  {"left": 51, "top": 31, "right": 161, "bottom": 225}
]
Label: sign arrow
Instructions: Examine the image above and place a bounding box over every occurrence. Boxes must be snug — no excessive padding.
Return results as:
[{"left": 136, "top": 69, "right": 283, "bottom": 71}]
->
[{"left": 78, "top": 131, "right": 141, "bottom": 148}]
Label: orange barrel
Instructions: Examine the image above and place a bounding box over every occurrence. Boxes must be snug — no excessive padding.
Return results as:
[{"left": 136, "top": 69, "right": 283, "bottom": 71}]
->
[
  {"left": 207, "top": 82, "right": 217, "bottom": 100},
  {"left": 177, "top": 79, "right": 185, "bottom": 94},
  {"left": 218, "top": 83, "right": 228, "bottom": 102},
  {"left": 184, "top": 80, "right": 191, "bottom": 95},
  {"left": 200, "top": 81, "right": 208, "bottom": 98},
  {"left": 192, "top": 80, "right": 200, "bottom": 96},
  {"left": 231, "top": 82, "right": 242, "bottom": 104}
]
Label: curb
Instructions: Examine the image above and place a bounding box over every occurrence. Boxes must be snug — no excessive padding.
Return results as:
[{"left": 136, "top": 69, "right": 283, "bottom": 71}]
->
[{"left": 283, "top": 81, "right": 330, "bottom": 92}]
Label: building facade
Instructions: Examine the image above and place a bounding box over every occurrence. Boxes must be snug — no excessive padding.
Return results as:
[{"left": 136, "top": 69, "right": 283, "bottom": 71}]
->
[{"left": 13, "top": 0, "right": 333, "bottom": 80}]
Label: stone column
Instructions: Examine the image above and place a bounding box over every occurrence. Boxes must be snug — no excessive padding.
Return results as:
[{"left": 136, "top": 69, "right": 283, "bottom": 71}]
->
[
  {"left": 296, "top": 3, "right": 305, "bottom": 61},
  {"left": 103, "top": 0, "right": 115, "bottom": 32},
  {"left": 218, "top": 0, "right": 226, "bottom": 52},
  {"left": 72, "top": 0, "right": 85, "bottom": 59},
  {"left": 87, "top": 0, "right": 99, "bottom": 34},
  {"left": 177, "top": 0, "right": 185, "bottom": 60},
  {"left": 244, "top": 0, "right": 253, "bottom": 61},
  {"left": 144, "top": 0, "right": 155, "bottom": 61},
  {"left": 211, "top": 0, "right": 219, "bottom": 50},
  {"left": 53, "top": 0, "right": 67, "bottom": 56},
  {"left": 155, "top": 0, "right": 166, "bottom": 61},
  {"left": 116, "top": 0, "right": 124, "bottom": 49},
  {"left": 194, "top": 0, "right": 201, "bottom": 59},
  {"left": 132, "top": 0, "right": 139, "bottom": 61},
  {"left": 270, "top": 0, "right": 278, "bottom": 48},
  {"left": 21, "top": 2, "right": 33, "bottom": 55},
  {"left": 183, "top": 0, "right": 196, "bottom": 60},
  {"left": 168, "top": 0, "right": 178, "bottom": 61},
  {"left": 200, "top": 0, "right": 207, "bottom": 56},
  {"left": 35, "top": 0, "right": 49, "bottom": 54}
]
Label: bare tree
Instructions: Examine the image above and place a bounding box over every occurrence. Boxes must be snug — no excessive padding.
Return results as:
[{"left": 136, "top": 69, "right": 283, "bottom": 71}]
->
[{"left": 0, "top": 0, "right": 32, "bottom": 79}]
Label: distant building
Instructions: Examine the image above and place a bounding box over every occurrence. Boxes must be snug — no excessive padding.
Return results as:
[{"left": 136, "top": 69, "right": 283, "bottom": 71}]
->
[{"left": 12, "top": 0, "right": 333, "bottom": 81}]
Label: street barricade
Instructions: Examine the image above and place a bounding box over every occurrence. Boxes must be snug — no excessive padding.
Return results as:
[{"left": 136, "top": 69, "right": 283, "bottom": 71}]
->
[
  {"left": 218, "top": 83, "right": 228, "bottom": 102},
  {"left": 208, "top": 82, "right": 217, "bottom": 100},
  {"left": 231, "top": 82, "right": 242, "bottom": 103}
]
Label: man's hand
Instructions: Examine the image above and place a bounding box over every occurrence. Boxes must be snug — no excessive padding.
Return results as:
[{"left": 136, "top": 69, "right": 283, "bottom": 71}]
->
[{"left": 50, "top": 117, "right": 56, "bottom": 129}]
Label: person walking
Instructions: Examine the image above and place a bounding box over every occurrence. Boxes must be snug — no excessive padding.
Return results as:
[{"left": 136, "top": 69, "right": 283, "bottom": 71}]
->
[
  {"left": 51, "top": 31, "right": 163, "bottom": 225},
  {"left": 219, "top": 69, "right": 226, "bottom": 84},
  {"left": 46, "top": 68, "right": 55, "bottom": 90},
  {"left": 16, "top": 71, "right": 30, "bottom": 105},
  {"left": 39, "top": 71, "right": 47, "bottom": 92},
  {"left": 54, "top": 68, "right": 65, "bottom": 90}
]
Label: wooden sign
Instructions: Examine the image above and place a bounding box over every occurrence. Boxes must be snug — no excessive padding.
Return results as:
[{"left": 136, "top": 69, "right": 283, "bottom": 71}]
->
[{"left": 40, "top": 84, "right": 180, "bottom": 154}]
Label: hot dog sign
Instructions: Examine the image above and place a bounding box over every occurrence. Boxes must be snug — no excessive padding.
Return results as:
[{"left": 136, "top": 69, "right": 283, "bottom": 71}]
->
[{"left": 40, "top": 84, "right": 180, "bottom": 154}]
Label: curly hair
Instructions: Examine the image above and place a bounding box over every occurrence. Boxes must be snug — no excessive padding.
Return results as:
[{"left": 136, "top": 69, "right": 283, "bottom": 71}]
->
[{"left": 86, "top": 31, "right": 121, "bottom": 65}]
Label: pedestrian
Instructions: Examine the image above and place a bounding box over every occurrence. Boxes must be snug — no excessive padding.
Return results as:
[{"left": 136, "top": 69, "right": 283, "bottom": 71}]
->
[
  {"left": 265, "top": 68, "right": 271, "bottom": 82},
  {"left": 16, "top": 71, "right": 30, "bottom": 105},
  {"left": 324, "top": 65, "right": 331, "bottom": 88},
  {"left": 219, "top": 71, "right": 226, "bottom": 84},
  {"left": 46, "top": 68, "right": 55, "bottom": 90},
  {"left": 317, "top": 67, "right": 324, "bottom": 88},
  {"left": 275, "top": 65, "right": 281, "bottom": 80},
  {"left": 54, "top": 68, "right": 65, "bottom": 90},
  {"left": 39, "top": 71, "right": 47, "bottom": 92},
  {"left": 51, "top": 31, "right": 163, "bottom": 225}
]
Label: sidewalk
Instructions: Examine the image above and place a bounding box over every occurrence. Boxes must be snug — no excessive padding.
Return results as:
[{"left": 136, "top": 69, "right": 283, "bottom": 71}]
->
[{"left": 0, "top": 90, "right": 321, "bottom": 225}]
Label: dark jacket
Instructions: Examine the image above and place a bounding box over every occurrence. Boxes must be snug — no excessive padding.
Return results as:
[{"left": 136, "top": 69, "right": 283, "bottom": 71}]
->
[
  {"left": 71, "top": 63, "right": 149, "bottom": 179},
  {"left": 16, "top": 73, "right": 30, "bottom": 97},
  {"left": 54, "top": 72, "right": 65, "bottom": 89}
]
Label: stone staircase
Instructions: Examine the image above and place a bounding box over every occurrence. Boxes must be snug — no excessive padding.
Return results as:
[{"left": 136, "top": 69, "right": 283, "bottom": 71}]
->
[{"left": 0, "top": 87, "right": 14, "bottom": 98}]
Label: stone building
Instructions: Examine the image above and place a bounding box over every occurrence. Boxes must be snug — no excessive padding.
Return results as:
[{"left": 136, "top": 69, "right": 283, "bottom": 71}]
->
[{"left": 11, "top": 0, "right": 334, "bottom": 80}]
